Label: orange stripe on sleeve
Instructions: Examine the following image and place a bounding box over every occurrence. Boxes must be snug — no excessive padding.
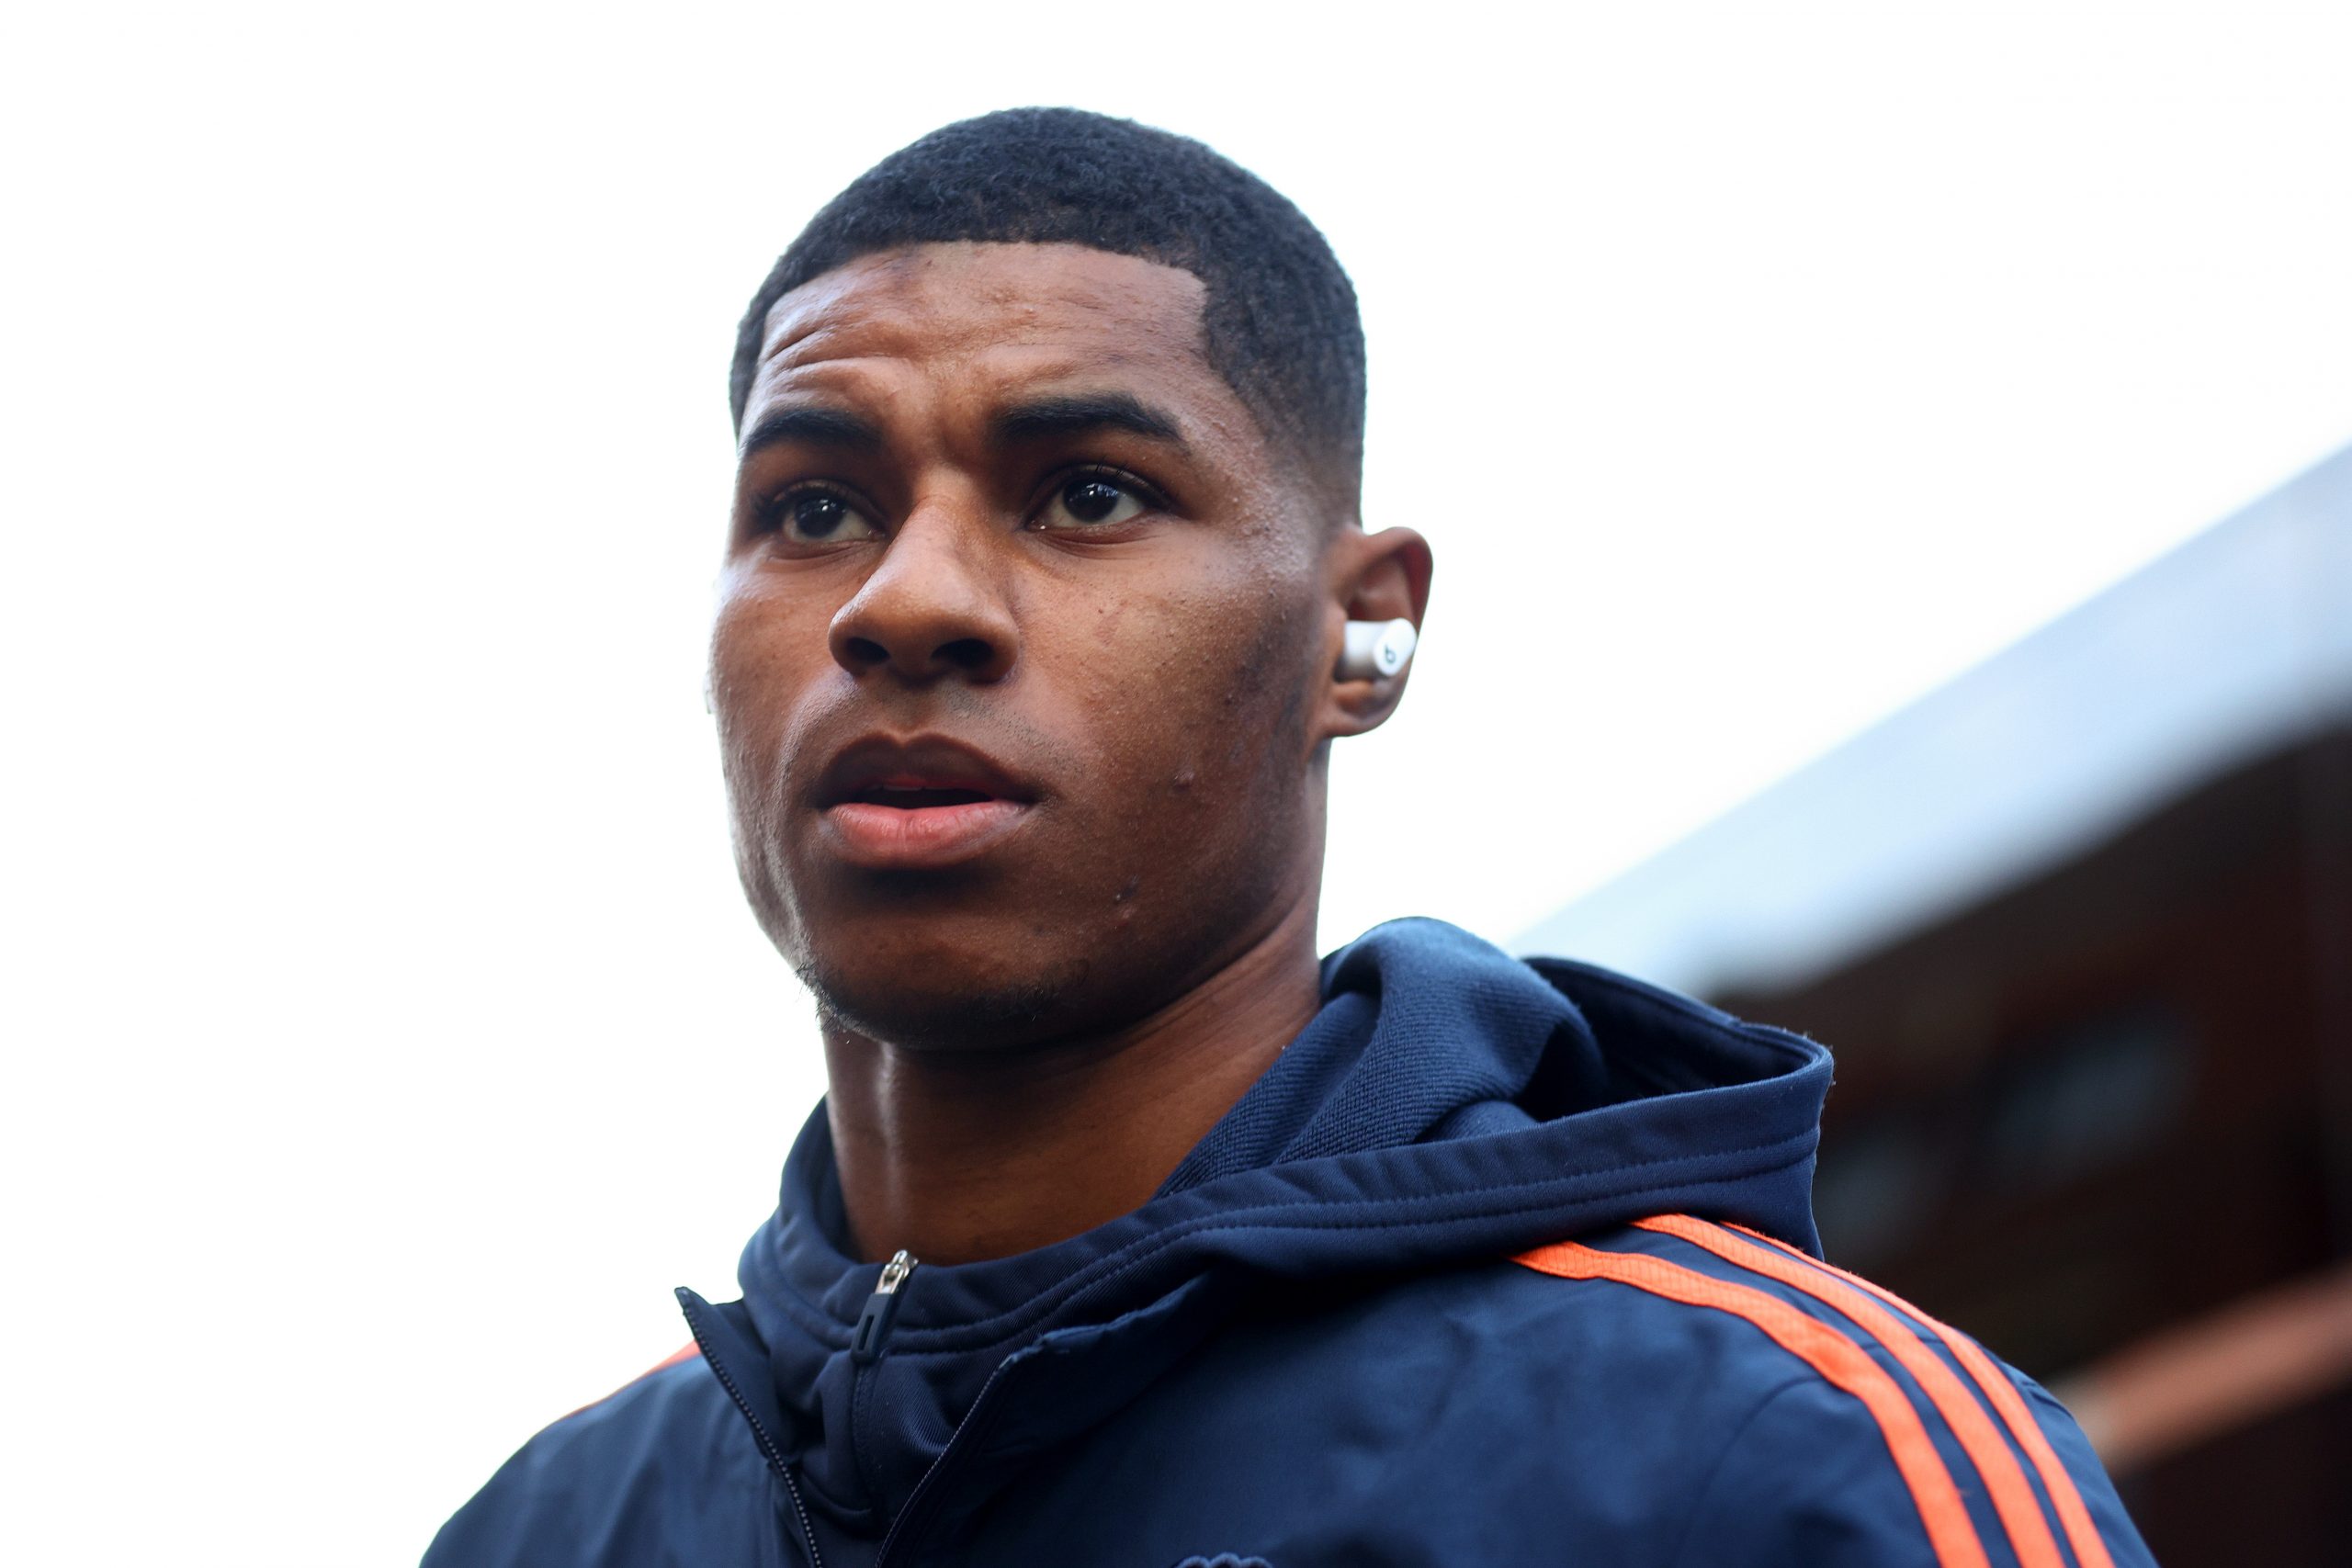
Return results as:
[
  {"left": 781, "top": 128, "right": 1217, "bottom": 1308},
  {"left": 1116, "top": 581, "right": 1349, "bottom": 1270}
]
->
[
  {"left": 1727, "top": 1224, "right": 2118, "bottom": 1568},
  {"left": 1637, "top": 1216, "right": 2064, "bottom": 1568},
  {"left": 1512, "top": 1239, "right": 1991, "bottom": 1568}
]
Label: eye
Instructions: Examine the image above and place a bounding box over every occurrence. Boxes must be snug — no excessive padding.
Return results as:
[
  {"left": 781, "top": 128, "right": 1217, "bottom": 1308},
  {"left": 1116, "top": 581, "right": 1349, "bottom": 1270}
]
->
[
  {"left": 1035, "top": 473, "right": 1151, "bottom": 531},
  {"left": 767, "top": 489, "right": 880, "bottom": 545}
]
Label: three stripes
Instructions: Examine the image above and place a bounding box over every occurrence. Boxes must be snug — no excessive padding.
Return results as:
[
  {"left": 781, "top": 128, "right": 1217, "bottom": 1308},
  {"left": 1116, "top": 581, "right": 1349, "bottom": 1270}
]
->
[{"left": 1513, "top": 1216, "right": 2114, "bottom": 1568}]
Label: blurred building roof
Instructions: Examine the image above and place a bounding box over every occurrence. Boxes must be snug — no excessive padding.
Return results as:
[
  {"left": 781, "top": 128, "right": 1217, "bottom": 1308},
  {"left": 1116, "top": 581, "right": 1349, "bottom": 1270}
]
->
[{"left": 1515, "top": 443, "right": 2352, "bottom": 996}]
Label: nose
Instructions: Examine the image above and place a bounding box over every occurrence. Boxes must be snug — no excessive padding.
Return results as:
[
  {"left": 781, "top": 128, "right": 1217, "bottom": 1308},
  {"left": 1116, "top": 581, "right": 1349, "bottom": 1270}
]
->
[{"left": 828, "top": 506, "right": 1019, "bottom": 684}]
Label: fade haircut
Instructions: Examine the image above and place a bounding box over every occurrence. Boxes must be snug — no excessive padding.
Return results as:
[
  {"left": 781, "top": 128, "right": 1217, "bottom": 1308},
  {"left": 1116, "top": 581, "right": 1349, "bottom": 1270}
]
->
[{"left": 729, "top": 107, "right": 1366, "bottom": 503}]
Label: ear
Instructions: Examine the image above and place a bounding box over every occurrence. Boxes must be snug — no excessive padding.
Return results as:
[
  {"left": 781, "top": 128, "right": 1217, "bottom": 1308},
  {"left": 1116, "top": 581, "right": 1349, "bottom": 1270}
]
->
[{"left": 1317, "top": 525, "right": 1433, "bottom": 742}]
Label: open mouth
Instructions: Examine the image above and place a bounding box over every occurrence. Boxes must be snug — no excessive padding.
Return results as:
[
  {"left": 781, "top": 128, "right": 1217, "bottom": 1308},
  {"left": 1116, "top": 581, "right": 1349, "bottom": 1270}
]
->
[
  {"left": 854, "top": 783, "right": 1000, "bottom": 809},
  {"left": 813, "top": 739, "right": 1040, "bottom": 869}
]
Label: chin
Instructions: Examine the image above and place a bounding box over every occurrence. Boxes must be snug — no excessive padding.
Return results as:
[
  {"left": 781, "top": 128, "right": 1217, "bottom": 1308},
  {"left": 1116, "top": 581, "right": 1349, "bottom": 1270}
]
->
[
  {"left": 787, "top": 913, "right": 1114, "bottom": 1053},
  {"left": 746, "top": 807, "right": 1306, "bottom": 1053}
]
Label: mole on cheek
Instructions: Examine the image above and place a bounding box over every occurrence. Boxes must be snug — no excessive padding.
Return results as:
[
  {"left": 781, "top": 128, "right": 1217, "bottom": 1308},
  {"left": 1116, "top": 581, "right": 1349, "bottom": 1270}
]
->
[
  {"left": 1113, "top": 874, "right": 1141, "bottom": 905},
  {"left": 1170, "top": 768, "right": 1195, "bottom": 793}
]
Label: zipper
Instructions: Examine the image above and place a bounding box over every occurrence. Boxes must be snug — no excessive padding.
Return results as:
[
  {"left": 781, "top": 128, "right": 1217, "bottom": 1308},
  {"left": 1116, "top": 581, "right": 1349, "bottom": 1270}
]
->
[
  {"left": 775, "top": 1460, "right": 826, "bottom": 1568},
  {"left": 853, "top": 1249, "right": 919, "bottom": 1364},
  {"left": 874, "top": 1344, "right": 1033, "bottom": 1566},
  {"left": 677, "top": 1293, "right": 827, "bottom": 1568},
  {"left": 846, "top": 1246, "right": 1019, "bottom": 1565}
]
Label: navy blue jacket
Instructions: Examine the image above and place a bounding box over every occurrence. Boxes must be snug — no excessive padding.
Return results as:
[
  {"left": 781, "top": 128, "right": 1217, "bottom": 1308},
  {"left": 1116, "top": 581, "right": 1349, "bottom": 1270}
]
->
[{"left": 428, "top": 920, "right": 2153, "bottom": 1567}]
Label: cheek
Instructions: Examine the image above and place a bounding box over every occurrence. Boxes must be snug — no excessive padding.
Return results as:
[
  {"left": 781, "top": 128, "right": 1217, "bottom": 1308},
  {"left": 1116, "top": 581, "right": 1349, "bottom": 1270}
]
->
[
  {"left": 710, "top": 600, "right": 781, "bottom": 773},
  {"left": 710, "top": 587, "right": 833, "bottom": 838},
  {"left": 712, "top": 573, "right": 839, "bottom": 727},
  {"left": 1058, "top": 579, "right": 1317, "bottom": 843}
]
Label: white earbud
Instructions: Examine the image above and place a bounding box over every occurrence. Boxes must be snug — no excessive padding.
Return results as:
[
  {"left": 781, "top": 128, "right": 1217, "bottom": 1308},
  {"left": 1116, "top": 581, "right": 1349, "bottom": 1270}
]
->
[{"left": 1337, "top": 618, "right": 1418, "bottom": 682}]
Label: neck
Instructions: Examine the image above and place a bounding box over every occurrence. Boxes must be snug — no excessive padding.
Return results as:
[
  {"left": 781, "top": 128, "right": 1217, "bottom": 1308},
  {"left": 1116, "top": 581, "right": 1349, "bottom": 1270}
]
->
[{"left": 820, "top": 898, "right": 1324, "bottom": 1266}]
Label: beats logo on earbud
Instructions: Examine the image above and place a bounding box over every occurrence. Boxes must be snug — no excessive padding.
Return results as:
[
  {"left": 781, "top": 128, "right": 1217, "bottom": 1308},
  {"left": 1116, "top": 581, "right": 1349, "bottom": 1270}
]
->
[{"left": 1337, "top": 618, "right": 1418, "bottom": 682}]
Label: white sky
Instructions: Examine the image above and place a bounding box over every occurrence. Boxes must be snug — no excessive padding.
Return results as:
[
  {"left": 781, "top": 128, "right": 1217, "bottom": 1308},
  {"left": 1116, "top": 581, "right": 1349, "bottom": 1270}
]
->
[{"left": 5, "top": 3, "right": 2348, "bottom": 1562}]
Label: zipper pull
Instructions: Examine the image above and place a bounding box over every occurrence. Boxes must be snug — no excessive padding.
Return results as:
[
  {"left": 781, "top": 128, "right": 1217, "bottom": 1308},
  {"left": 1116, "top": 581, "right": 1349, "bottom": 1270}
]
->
[{"left": 852, "top": 1249, "right": 918, "bottom": 1365}]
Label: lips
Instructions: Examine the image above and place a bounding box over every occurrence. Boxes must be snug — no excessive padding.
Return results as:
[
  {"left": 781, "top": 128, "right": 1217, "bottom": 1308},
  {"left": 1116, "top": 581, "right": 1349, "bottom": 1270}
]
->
[{"left": 811, "top": 735, "right": 1039, "bottom": 870}]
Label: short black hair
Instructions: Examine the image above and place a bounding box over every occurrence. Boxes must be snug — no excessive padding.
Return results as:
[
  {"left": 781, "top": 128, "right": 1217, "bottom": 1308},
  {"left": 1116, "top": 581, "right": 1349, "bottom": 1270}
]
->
[{"left": 729, "top": 107, "right": 1365, "bottom": 502}]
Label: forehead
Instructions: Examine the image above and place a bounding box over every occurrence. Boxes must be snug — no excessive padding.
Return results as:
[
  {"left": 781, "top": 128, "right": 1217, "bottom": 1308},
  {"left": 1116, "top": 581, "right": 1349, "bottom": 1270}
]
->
[{"left": 745, "top": 243, "right": 1230, "bottom": 416}]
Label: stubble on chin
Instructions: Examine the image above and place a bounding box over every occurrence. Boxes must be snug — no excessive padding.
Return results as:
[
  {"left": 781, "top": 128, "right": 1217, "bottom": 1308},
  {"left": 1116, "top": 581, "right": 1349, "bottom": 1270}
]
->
[{"left": 797, "top": 942, "right": 1096, "bottom": 1055}]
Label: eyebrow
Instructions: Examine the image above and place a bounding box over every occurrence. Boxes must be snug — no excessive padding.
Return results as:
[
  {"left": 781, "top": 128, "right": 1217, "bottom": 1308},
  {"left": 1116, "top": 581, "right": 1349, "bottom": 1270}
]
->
[
  {"left": 737, "top": 403, "right": 886, "bottom": 461},
  {"left": 736, "top": 390, "right": 1191, "bottom": 466},
  {"left": 989, "top": 392, "right": 1189, "bottom": 451}
]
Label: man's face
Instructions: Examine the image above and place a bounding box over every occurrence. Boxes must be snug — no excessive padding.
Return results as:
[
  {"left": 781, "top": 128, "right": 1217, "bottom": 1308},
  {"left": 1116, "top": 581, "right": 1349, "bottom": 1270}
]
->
[{"left": 713, "top": 243, "right": 1340, "bottom": 1049}]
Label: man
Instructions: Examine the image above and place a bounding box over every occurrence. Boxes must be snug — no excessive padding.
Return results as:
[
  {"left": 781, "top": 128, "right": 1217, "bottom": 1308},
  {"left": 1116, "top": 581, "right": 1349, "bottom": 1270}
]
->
[{"left": 428, "top": 108, "right": 2152, "bottom": 1567}]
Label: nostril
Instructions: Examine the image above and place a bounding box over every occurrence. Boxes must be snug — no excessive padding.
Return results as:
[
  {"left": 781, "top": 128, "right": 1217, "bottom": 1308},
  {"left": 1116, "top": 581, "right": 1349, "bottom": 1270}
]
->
[
  {"left": 842, "top": 635, "right": 889, "bottom": 668},
  {"left": 936, "top": 637, "right": 996, "bottom": 672}
]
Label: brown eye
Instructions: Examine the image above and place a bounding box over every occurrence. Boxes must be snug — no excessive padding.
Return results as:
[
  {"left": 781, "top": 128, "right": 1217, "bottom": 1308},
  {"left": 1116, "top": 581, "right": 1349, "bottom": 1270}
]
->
[
  {"left": 1038, "top": 476, "right": 1148, "bottom": 530},
  {"left": 776, "top": 491, "right": 878, "bottom": 544}
]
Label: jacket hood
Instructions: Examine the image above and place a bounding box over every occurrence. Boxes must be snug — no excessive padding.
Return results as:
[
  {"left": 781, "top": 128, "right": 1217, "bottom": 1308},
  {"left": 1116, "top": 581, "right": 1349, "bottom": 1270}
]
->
[{"left": 678, "top": 918, "right": 1832, "bottom": 1547}]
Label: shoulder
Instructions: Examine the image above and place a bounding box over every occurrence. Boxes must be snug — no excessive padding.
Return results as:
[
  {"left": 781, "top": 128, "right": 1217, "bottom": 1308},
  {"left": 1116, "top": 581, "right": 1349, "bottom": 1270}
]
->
[
  {"left": 1494, "top": 1216, "right": 2156, "bottom": 1568},
  {"left": 424, "top": 1348, "right": 775, "bottom": 1568}
]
